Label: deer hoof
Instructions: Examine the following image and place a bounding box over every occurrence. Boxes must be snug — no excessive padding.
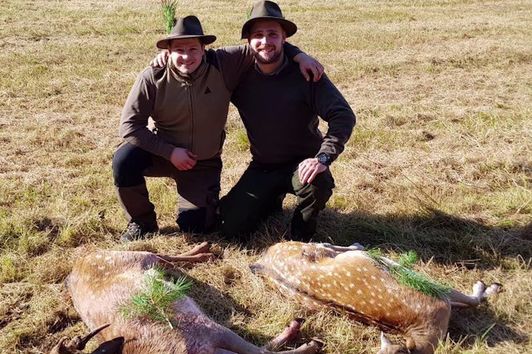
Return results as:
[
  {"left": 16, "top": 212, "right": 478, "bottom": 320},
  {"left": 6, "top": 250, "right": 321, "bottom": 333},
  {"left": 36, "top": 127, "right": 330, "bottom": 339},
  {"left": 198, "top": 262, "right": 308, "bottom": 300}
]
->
[
  {"left": 310, "top": 337, "right": 325, "bottom": 347},
  {"left": 472, "top": 280, "right": 486, "bottom": 295},
  {"left": 484, "top": 283, "right": 502, "bottom": 297},
  {"left": 349, "top": 242, "right": 365, "bottom": 250},
  {"left": 308, "top": 338, "right": 325, "bottom": 352}
]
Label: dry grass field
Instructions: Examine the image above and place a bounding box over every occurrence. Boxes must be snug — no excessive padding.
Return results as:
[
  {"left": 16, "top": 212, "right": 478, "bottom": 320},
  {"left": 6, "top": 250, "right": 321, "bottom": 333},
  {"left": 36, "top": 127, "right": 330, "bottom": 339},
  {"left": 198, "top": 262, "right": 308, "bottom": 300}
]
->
[{"left": 1, "top": 0, "right": 531, "bottom": 353}]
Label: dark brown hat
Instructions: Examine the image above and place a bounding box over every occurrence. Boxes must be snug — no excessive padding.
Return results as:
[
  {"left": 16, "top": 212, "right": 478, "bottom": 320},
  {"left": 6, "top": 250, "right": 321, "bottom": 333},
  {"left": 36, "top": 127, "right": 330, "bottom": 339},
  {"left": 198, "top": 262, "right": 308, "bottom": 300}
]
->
[
  {"left": 156, "top": 15, "right": 216, "bottom": 49},
  {"left": 241, "top": 0, "right": 297, "bottom": 39}
]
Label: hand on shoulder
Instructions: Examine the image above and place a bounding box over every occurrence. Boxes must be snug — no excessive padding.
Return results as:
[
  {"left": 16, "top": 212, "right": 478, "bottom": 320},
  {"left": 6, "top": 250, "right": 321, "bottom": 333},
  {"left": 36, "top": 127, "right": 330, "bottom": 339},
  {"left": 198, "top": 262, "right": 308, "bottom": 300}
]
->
[{"left": 150, "top": 50, "right": 169, "bottom": 68}]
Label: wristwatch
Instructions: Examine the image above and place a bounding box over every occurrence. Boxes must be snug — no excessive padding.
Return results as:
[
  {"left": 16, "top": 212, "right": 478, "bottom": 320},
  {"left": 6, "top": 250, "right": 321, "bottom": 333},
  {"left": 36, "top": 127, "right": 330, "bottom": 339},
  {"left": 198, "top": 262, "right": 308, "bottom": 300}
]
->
[{"left": 316, "top": 153, "right": 332, "bottom": 166}]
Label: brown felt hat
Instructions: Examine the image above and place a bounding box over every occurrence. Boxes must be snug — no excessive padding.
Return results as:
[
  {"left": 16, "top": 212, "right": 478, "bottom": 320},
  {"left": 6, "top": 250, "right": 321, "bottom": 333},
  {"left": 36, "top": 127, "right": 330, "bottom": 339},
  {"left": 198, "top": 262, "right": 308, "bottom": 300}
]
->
[
  {"left": 156, "top": 15, "right": 216, "bottom": 49},
  {"left": 241, "top": 0, "right": 297, "bottom": 39}
]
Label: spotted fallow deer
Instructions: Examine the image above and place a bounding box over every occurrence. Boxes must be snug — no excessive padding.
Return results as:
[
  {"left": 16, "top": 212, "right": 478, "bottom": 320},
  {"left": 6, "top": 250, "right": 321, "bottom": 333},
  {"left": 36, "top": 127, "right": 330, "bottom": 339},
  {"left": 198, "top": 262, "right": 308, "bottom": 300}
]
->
[
  {"left": 51, "top": 242, "right": 322, "bottom": 354},
  {"left": 251, "top": 241, "right": 501, "bottom": 354}
]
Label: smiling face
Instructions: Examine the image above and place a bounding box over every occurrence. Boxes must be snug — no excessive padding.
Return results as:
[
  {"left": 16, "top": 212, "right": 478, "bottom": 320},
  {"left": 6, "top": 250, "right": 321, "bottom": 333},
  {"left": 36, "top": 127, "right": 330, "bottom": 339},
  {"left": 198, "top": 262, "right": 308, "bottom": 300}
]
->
[
  {"left": 248, "top": 20, "right": 286, "bottom": 65},
  {"left": 168, "top": 38, "right": 205, "bottom": 75}
]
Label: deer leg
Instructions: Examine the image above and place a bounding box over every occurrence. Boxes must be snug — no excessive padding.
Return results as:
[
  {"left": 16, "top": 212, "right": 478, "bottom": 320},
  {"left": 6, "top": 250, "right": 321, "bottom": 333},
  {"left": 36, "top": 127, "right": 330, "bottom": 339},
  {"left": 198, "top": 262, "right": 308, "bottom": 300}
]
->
[
  {"left": 323, "top": 243, "right": 365, "bottom": 251},
  {"left": 275, "top": 341, "right": 322, "bottom": 353},
  {"left": 178, "top": 241, "right": 211, "bottom": 256},
  {"left": 262, "top": 318, "right": 303, "bottom": 351},
  {"left": 155, "top": 242, "right": 214, "bottom": 265},
  {"left": 214, "top": 341, "right": 321, "bottom": 354},
  {"left": 318, "top": 243, "right": 364, "bottom": 254},
  {"left": 216, "top": 320, "right": 321, "bottom": 354},
  {"left": 449, "top": 281, "right": 502, "bottom": 308}
]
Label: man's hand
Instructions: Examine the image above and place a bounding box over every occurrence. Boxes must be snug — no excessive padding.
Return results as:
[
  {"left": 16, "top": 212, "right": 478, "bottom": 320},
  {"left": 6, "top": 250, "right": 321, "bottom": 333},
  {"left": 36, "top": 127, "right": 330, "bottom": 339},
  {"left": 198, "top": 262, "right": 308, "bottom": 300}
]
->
[
  {"left": 298, "top": 158, "right": 327, "bottom": 184},
  {"left": 150, "top": 50, "right": 169, "bottom": 67},
  {"left": 293, "top": 53, "right": 324, "bottom": 82},
  {"left": 170, "top": 147, "right": 197, "bottom": 170}
]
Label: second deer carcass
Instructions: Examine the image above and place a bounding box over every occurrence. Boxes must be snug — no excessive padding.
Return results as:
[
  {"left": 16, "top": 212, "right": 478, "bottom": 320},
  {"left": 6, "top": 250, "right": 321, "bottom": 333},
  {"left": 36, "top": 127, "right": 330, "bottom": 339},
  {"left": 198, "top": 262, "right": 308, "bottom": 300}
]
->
[
  {"left": 52, "top": 242, "right": 321, "bottom": 354},
  {"left": 251, "top": 241, "right": 501, "bottom": 354}
]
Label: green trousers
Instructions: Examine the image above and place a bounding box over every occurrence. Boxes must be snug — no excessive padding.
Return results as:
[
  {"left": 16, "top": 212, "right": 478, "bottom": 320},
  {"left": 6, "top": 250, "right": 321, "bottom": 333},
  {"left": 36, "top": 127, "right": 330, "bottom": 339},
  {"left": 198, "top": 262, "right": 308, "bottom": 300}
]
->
[{"left": 219, "top": 161, "right": 335, "bottom": 241}]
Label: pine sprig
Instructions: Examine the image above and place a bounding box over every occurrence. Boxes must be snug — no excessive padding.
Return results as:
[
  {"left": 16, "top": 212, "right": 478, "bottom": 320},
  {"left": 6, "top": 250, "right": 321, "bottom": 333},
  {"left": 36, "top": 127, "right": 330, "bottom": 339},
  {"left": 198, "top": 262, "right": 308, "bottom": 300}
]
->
[
  {"left": 366, "top": 249, "right": 451, "bottom": 299},
  {"left": 365, "top": 248, "right": 383, "bottom": 259},
  {"left": 398, "top": 250, "right": 418, "bottom": 268},
  {"left": 161, "top": 0, "right": 178, "bottom": 34},
  {"left": 392, "top": 266, "right": 451, "bottom": 298},
  {"left": 120, "top": 268, "right": 192, "bottom": 328}
]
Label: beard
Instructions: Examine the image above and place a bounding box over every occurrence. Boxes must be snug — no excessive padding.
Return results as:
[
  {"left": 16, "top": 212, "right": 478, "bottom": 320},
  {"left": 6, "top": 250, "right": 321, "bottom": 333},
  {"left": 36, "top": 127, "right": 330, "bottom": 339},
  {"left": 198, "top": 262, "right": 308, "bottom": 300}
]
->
[{"left": 253, "top": 45, "right": 283, "bottom": 65}]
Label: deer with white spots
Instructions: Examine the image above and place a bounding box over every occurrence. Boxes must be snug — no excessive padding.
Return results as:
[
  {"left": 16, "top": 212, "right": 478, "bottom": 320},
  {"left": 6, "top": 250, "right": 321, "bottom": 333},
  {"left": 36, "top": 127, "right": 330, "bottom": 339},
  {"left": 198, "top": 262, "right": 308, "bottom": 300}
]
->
[
  {"left": 251, "top": 241, "right": 501, "bottom": 354},
  {"left": 50, "top": 242, "right": 322, "bottom": 354}
]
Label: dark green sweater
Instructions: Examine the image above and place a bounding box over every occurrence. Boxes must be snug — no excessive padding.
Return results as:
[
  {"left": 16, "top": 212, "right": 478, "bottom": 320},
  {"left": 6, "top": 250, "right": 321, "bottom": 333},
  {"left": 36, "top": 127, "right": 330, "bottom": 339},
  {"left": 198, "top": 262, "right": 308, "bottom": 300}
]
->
[{"left": 231, "top": 59, "right": 356, "bottom": 165}]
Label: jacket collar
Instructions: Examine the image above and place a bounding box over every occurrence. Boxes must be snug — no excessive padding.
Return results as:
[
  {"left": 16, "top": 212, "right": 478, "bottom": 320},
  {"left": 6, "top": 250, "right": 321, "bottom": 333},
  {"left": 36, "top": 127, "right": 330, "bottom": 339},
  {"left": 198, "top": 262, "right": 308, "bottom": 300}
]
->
[
  {"left": 254, "top": 55, "right": 288, "bottom": 76},
  {"left": 168, "top": 57, "right": 208, "bottom": 83}
]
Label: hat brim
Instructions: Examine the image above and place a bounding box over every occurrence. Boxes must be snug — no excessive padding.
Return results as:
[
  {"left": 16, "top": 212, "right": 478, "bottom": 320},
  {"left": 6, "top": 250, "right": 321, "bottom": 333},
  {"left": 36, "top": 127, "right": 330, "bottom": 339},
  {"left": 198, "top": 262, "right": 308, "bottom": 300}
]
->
[
  {"left": 241, "top": 17, "right": 297, "bottom": 39},
  {"left": 156, "top": 34, "right": 217, "bottom": 49}
]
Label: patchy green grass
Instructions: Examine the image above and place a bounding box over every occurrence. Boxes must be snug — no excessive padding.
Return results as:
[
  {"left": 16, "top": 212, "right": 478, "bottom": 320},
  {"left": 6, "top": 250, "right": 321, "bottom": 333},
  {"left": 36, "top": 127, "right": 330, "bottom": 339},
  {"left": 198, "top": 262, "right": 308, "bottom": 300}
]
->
[{"left": 0, "top": 0, "right": 531, "bottom": 353}]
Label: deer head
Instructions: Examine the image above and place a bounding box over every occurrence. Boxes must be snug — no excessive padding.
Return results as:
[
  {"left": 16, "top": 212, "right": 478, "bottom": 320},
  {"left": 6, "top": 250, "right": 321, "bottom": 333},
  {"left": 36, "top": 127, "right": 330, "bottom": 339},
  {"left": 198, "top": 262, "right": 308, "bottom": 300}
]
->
[{"left": 376, "top": 332, "right": 412, "bottom": 354}]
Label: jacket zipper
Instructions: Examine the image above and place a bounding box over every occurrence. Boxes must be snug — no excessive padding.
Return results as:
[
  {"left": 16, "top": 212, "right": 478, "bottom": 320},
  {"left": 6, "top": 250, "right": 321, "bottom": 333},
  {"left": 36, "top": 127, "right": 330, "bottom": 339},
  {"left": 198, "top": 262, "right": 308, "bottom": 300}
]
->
[{"left": 186, "top": 81, "right": 194, "bottom": 152}]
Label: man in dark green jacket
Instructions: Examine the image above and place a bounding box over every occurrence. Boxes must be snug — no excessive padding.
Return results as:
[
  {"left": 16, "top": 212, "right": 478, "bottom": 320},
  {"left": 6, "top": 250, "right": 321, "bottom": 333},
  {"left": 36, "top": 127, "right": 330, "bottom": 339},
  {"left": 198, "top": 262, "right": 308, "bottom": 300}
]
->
[{"left": 219, "top": 1, "right": 356, "bottom": 241}]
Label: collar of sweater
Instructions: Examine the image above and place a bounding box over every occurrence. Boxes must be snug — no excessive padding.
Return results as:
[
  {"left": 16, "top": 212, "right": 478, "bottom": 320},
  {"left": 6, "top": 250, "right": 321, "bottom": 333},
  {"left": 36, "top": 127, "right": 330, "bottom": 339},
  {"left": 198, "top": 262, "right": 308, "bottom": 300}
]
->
[
  {"left": 254, "top": 55, "right": 288, "bottom": 76},
  {"left": 168, "top": 57, "right": 208, "bottom": 83}
]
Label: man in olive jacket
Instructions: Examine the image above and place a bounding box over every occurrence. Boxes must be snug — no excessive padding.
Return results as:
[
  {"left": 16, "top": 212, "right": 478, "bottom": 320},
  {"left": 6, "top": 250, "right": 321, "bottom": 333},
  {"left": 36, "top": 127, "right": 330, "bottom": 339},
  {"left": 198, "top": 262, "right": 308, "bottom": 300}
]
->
[{"left": 219, "top": 1, "right": 356, "bottom": 241}]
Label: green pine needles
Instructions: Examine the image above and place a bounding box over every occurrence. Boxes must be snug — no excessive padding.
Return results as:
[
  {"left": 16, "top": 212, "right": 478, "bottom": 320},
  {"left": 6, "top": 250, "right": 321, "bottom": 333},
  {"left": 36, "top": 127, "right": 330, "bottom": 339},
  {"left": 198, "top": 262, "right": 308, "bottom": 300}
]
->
[
  {"left": 397, "top": 250, "right": 418, "bottom": 268},
  {"left": 119, "top": 268, "right": 192, "bottom": 329},
  {"left": 161, "top": 0, "right": 178, "bottom": 34},
  {"left": 366, "top": 249, "right": 451, "bottom": 299}
]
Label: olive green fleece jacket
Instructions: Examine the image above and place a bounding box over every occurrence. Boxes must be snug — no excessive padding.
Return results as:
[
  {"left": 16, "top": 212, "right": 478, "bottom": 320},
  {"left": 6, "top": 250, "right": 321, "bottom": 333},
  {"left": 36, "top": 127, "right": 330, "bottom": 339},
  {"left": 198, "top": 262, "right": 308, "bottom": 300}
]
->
[{"left": 119, "top": 45, "right": 254, "bottom": 161}]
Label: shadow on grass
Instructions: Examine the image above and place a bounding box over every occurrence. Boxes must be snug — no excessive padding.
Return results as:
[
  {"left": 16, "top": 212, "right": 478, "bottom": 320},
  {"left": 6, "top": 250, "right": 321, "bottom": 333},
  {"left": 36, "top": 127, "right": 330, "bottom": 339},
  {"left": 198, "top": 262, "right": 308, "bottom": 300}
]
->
[
  {"left": 214, "top": 206, "right": 530, "bottom": 270},
  {"left": 159, "top": 205, "right": 531, "bottom": 270},
  {"left": 447, "top": 305, "right": 529, "bottom": 348},
  {"left": 313, "top": 208, "right": 531, "bottom": 270}
]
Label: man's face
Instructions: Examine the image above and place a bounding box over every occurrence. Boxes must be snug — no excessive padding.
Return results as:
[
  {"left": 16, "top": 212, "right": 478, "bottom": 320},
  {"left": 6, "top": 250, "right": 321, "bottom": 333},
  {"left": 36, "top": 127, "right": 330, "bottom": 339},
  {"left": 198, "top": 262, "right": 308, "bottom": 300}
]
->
[
  {"left": 168, "top": 38, "right": 205, "bottom": 75},
  {"left": 248, "top": 20, "right": 286, "bottom": 65}
]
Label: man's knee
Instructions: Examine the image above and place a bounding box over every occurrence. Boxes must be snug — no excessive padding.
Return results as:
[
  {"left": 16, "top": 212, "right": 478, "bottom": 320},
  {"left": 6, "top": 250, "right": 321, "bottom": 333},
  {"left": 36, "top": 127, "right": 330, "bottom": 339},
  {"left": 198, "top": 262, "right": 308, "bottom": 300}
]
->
[
  {"left": 219, "top": 196, "right": 259, "bottom": 239},
  {"left": 112, "top": 143, "right": 151, "bottom": 187},
  {"left": 177, "top": 208, "right": 210, "bottom": 233},
  {"left": 298, "top": 171, "right": 335, "bottom": 204}
]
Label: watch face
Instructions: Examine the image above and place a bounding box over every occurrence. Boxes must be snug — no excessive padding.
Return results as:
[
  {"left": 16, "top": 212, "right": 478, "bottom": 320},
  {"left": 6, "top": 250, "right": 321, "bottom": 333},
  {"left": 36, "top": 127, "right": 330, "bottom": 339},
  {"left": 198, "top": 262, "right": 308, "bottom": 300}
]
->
[{"left": 318, "top": 154, "right": 330, "bottom": 165}]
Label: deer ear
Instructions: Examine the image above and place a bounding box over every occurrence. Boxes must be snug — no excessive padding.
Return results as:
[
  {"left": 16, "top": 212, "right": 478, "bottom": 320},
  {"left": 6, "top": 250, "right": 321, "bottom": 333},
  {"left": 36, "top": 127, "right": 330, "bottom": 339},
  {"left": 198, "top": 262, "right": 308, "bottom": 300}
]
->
[
  {"left": 380, "top": 332, "right": 392, "bottom": 348},
  {"left": 405, "top": 336, "right": 416, "bottom": 350}
]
